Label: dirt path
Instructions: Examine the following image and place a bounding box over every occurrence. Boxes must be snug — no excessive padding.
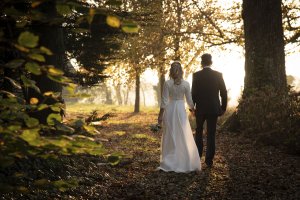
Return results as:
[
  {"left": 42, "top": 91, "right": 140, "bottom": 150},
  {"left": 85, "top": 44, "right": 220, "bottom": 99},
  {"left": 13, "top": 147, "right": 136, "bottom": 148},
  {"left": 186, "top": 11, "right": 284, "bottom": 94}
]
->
[
  {"left": 75, "top": 112, "right": 299, "bottom": 199},
  {"left": 1, "top": 111, "right": 298, "bottom": 199}
]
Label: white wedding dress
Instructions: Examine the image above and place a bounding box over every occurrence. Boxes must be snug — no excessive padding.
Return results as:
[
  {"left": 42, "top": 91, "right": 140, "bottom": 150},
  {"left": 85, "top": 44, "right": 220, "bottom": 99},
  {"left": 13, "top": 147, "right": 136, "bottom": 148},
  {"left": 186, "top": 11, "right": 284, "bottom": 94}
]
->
[{"left": 158, "top": 79, "right": 201, "bottom": 172}]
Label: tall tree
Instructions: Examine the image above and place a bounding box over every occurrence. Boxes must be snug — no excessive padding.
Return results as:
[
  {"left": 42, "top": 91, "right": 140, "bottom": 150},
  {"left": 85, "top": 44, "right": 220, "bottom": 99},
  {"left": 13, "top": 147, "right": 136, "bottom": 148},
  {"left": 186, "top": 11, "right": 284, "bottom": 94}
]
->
[
  {"left": 232, "top": 0, "right": 289, "bottom": 133},
  {"left": 242, "top": 0, "right": 287, "bottom": 93},
  {"left": 26, "top": 1, "right": 65, "bottom": 124}
]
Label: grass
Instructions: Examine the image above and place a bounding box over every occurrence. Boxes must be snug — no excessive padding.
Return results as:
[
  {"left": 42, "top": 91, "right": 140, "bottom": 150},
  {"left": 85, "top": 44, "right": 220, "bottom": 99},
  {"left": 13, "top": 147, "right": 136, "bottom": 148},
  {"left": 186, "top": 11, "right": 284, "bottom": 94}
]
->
[{"left": 65, "top": 102, "right": 159, "bottom": 115}]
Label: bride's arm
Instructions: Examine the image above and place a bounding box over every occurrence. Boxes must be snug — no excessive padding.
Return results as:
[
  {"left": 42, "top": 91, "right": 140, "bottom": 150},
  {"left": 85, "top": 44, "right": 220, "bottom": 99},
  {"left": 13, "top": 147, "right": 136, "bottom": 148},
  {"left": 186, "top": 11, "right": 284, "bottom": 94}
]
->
[{"left": 185, "top": 82, "right": 195, "bottom": 112}]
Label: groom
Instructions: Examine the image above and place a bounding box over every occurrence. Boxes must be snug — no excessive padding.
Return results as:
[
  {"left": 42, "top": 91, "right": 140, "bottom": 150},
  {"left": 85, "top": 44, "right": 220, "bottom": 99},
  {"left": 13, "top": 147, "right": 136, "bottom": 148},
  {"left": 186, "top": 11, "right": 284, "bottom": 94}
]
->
[{"left": 191, "top": 53, "right": 227, "bottom": 167}]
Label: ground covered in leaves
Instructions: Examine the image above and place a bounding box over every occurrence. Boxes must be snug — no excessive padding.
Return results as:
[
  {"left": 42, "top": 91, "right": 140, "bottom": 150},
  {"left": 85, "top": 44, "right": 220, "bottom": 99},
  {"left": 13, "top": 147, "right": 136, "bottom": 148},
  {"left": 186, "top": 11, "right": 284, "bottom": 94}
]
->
[{"left": 1, "top": 106, "right": 299, "bottom": 199}]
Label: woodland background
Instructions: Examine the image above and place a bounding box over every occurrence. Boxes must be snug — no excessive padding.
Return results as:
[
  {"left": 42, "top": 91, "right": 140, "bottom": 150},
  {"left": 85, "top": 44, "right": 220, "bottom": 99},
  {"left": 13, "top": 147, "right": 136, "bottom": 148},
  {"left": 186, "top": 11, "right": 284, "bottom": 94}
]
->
[{"left": 0, "top": 0, "right": 299, "bottom": 199}]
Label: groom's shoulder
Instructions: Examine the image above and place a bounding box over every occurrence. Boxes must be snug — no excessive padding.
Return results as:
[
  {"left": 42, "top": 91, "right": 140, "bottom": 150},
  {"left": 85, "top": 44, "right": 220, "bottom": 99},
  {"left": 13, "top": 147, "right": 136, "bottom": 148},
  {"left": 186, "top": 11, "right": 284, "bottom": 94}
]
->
[
  {"left": 211, "top": 69, "right": 222, "bottom": 76},
  {"left": 193, "top": 70, "right": 202, "bottom": 76}
]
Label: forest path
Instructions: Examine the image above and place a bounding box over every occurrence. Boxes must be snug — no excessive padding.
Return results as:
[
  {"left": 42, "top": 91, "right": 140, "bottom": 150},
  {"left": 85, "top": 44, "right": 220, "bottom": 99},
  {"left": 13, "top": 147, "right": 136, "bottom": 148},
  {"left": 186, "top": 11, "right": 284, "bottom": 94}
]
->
[
  {"left": 72, "top": 111, "right": 299, "bottom": 200},
  {"left": 3, "top": 111, "right": 297, "bottom": 199}
]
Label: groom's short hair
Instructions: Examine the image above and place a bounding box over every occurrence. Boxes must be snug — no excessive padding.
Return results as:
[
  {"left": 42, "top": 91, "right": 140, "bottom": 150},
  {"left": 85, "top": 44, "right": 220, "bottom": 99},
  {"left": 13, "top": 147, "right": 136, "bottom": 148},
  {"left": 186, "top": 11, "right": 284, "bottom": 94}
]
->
[{"left": 201, "top": 53, "right": 212, "bottom": 66}]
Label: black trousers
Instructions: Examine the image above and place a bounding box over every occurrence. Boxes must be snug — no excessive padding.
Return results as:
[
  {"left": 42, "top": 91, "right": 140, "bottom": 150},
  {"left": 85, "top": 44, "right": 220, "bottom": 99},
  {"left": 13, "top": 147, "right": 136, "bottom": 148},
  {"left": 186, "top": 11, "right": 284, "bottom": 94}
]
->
[{"left": 195, "top": 114, "right": 218, "bottom": 165}]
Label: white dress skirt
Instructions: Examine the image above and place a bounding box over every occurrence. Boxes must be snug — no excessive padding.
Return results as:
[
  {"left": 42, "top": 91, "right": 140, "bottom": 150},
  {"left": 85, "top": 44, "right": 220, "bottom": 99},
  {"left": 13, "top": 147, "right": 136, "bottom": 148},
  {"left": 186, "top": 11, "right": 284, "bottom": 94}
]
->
[{"left": 158, "top": 80, "right": 201, "bottom": 172}]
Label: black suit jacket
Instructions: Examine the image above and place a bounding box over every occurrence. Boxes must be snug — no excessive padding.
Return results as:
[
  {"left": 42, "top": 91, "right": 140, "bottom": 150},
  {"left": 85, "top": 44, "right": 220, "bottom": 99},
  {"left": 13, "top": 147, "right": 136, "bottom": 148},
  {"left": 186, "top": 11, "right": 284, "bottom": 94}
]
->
[{"left": 192, "top": 68, "right": 227, "bottom": 115}]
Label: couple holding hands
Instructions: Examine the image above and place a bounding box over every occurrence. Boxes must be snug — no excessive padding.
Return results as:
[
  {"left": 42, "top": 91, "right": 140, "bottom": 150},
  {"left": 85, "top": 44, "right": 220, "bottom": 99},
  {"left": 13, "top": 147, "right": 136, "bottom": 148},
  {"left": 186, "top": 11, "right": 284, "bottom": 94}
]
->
[{"left": 157, "top": 53, "right": 227, "bottom": 172}]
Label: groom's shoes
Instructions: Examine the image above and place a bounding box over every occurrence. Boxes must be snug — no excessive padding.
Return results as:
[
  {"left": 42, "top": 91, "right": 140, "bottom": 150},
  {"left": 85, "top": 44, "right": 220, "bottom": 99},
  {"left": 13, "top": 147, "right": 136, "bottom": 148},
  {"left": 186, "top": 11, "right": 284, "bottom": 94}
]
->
[{"left": 205, "top": 161, "right": 213, "bottom": 168}]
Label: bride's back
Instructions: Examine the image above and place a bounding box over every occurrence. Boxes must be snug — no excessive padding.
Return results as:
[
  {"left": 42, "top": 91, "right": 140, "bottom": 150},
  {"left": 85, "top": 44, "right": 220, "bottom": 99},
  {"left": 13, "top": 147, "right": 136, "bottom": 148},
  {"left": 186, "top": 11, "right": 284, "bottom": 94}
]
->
[{"left": 166, "top": 79, "right": 189, "bottom": 100}]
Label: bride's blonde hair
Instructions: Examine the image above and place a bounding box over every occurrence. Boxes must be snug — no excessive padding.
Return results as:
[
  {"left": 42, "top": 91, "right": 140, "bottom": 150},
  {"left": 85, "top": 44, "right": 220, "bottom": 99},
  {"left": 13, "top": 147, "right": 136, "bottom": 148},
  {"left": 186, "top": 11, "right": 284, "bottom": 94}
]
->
[{"left": 170, "top": 61, "right": 183, "bottom": 85}]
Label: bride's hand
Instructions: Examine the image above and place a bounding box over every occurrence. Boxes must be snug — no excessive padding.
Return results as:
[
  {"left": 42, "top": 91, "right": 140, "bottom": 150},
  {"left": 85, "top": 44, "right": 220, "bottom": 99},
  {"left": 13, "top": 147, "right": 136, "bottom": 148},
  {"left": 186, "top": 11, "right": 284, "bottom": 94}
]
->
[{"left": 189, "top": 108, "right": 195, "bottom": 116}]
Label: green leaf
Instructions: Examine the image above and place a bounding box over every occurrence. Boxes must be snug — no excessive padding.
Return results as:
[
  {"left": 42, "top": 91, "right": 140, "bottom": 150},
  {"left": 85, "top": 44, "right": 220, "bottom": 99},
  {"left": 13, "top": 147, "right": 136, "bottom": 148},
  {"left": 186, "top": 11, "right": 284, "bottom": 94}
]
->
[
  {"left": 50, "top": 105, "right": 61, "bottom": 112},
  {"left": 107, "top": 155, "right": 120, "bottom": 166},
  {"left": 16, "top": 186, "right": 29, "bottom": 193},
  {"left": 19, "top": 128, "right": 40, "bottom": 146},
  {"left": 65, "top": 83, "right": 77, "bottom": 94},
  {"left": 106, "top": 16, "right": 120, "bottom": 28},
  {"left": 55, "top": 123, "right": 75, "bottom": 133},
  {"left": 47, "top": 75, "right": 71, "bottom": 84},
  {"left": 5, "top": 59, "right": 25, "bottom": 68},
  {"left": 56, "top": 4, "right": 72, "bottom": 16},
  {"left": 37, "top": 104, "right": 48, "bottom": 110},
  {"left": 21, "top": 75, "right": 40, "bottom": 93},
  {"left": 18, "top": 31, "right": 39, "bottom": 48},
  {"left": 7, "top": 125, "right": 21, "bottom": 131},
  {"left": 121, "top": 24, "right": 139, "bottom": 33},
  {"left": 14, "top": 44, "right": 30, "bottom": 52},
  {"left": 31, "top": 1, "right": 43, "bottom": 8},
  {"left": 14, "top": 172, "right": 27, "bottom": 178},
  {"left": 52, "top": 179, "right": 78, "bottom": 192},
  {"left": 47, "top": 113, "right": 62, "bottom": 125},
  {"left": 40, "top": 46, "right": 53, "bottom": 55},
  {"left": 48, "top": 66, "right": 64, "bottom": 76},
  {"left": 34, "top": 179, "right": 50, "bottom": 186},
  {"left": 121, "top": 21, "right": 139, "bottom": 33},
  {"left": 24, "top": 117, "right": 39, "bottom": 128},
  {"left": 48, "top": 138, "right": 72, "bottom": 148},
  {"left": 83, "top": 125, "right": 97, "bottom": 135},
  {"left": 72, "top": 135, "right": 95, "bottom": 142},
  {"left": 25, "top": 62, "right": 41, "bottom": 75},
  {"left": 28, "top": 53, "right": 45, "bottom": 62},
  {"left": 4, "top": 77, "right": 21, "bottom": 89}
]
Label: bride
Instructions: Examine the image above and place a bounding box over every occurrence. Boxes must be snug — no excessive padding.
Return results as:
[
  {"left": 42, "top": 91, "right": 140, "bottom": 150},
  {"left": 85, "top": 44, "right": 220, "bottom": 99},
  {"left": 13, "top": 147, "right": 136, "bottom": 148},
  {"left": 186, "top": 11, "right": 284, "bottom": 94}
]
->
[{"left": 157, "top": 61, "right": 201, "bottom": 172}]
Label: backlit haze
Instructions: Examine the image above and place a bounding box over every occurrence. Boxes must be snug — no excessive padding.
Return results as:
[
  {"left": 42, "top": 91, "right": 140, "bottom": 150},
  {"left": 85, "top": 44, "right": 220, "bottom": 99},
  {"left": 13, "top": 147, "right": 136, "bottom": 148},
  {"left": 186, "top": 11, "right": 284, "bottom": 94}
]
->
[
  {"left": 73, "top": 0, "right": 300, "bottom": 108},
  {"left": 143, "top": 50, "right": 300, "bottom": 108}
]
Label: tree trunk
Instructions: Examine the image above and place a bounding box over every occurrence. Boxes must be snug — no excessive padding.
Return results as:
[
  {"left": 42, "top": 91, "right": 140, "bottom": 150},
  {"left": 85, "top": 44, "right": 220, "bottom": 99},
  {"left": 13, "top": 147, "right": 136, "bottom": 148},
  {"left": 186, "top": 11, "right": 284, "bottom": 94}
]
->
[
  {"left": 134, "top": 69, "right": 140, "bottom": 113},
  {"left": 159, "top": 72, "right": 166, "bottom": 98},
  {"left": 228, "top": 0, "right": 288, "bottom": 133},
  {"left": 25, "top": 1, "right": 65, "bottom": 124},
  {"left": 123, "top": 87, "right": 129, "bottom": 105},
  {"left": 155, "top": 67, "right": 166, "bottom": 108},
  {"left": 242, "top": 0, "right": 286, "bottom": 93},
  {"left": 174, "top": 0, "right": 182, "bottom": 60},
  {"left": 141, "top": 85, "right": 146, "bottom": 107},
  {"left": 115, "top": 84, "right": 123, "bottom": 105},
  {"left": 105, "top": 84, "right": 113, "bottom": 104}
]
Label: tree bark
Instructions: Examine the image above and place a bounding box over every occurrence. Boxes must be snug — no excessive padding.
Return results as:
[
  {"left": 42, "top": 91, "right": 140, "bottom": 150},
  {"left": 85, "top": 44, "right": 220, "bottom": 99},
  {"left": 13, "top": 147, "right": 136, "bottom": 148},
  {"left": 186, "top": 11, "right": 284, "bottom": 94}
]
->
[
  {"left": 134, "top": 69, "right": 140, "bottom": 113},
  {"left": 227, "top": 0, "right": 288, "bottom": 133},
  {"left": 174, "top": 0, "right": 182, "bottom": 61},
  {"left": 242, "top": 0, "right": 287, "bottom": 93},
  {"left": 123, "top": 87, "right": 129, "bottom": 105},
  {"left": 115, "top": 84, "right": 123, "bottom": 105},
  {"left": 141, "top": 85, "right": 146, "bottom": 107},
  {"left": 155, "top": 66, "right": 166, "bottom": 107},
  {"left": 25, "top": 1, "right": 65, "bottom": 124},
  {"left": 105, "top": 84, "right": 113, "bottom": 104}
]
